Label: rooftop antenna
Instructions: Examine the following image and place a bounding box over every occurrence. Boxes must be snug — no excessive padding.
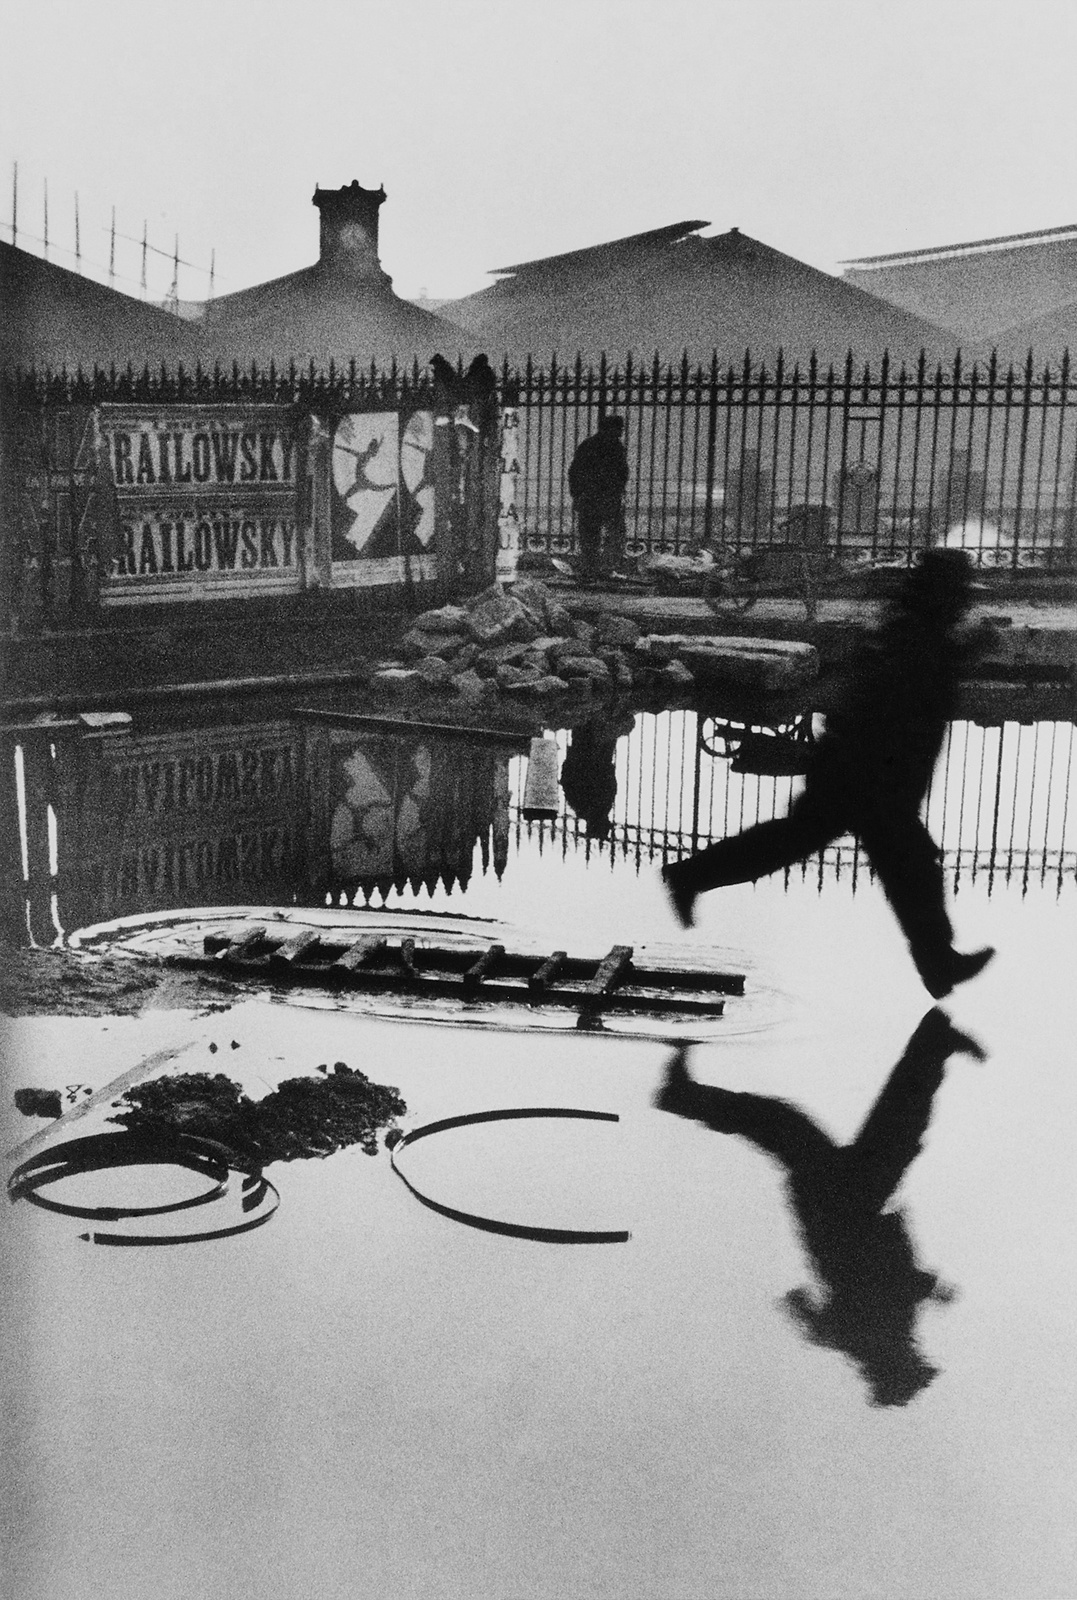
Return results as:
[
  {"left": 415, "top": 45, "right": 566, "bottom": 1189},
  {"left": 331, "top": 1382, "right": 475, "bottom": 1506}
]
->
[
  {"left": 10, "top": 161, "right": 16, "bottom": 248},
  {"left": 140, "top": 220, "right": 147, "bottom": 296},
  {"left": 109, "top": 207, "right": 116, "bottom": 284},
  {"left": 166, "top": 233, "right": 179, "bottom": 311},
  {"left": 43, "top": 177, "right": 48, "bottom": 259},
  {"left": 74, "top": 191, "right": 81, "bottom": 272}
]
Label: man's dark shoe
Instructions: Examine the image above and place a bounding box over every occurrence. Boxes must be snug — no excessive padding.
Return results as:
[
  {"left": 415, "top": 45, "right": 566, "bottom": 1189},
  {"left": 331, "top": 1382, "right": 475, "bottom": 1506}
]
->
[
  {"left": 661, "top": 865, "right": 696, "bottom": 930},
  {"left": 922, "top": 946, "right": 995, "bottom": 1000},
  {"left": 654, "top": 1045, "right": 693, "bottom": 1112},
  {"left": 913, "top": 1007, "right": 988, "bottom": 1061}
]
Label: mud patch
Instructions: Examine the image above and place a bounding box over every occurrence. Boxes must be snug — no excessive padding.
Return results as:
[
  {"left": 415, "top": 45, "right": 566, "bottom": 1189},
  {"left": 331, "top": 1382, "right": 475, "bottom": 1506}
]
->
[
  {"left": 106, "top": 1062, "right": 406, "bottom": 1163},
  {"left": 1, "top": 943, "right": 238, "bottom": 1018}
]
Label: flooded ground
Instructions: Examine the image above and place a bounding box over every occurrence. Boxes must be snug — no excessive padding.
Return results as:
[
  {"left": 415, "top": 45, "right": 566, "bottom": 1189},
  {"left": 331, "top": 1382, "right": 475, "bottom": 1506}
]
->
[{"left": 2, "top": 698, "right": 1076, "bottom": 1600}]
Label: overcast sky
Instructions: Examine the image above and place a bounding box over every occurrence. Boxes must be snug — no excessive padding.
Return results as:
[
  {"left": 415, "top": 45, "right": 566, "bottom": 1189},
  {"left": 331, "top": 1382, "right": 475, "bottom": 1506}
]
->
[{"left": 3, "top": 0, "right": 1076, "bottom": 304}]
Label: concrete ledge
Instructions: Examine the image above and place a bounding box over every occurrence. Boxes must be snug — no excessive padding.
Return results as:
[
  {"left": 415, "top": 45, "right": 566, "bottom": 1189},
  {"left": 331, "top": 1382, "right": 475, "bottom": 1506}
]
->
[
  {"left": 568, "top": 593, "right": 1077, "bottom": 678},
  {"left": 655, "top": 634, "right": 819, "bottom": 691}
]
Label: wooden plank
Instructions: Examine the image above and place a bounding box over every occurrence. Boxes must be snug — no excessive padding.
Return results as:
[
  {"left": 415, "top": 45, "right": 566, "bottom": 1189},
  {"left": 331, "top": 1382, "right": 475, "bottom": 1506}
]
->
[
  {"left": 0, "top": 717, "right": 85, "bottom": 736},
  {"left": 215, "top": 925, "right": 267, "bottom": 962},
  {"left": 5, "top": 1039, "right": 200, "bottom": 1162},
  {"left": 628, "top": 965, "right": 745, "bottom": 996},
  {"left": 270, "top": 929, "right": 320, "bottom": 965},
  {"left": 462, "top": 943, "right": 505, "bottom": 993},
  {"left": 157, "top": 952, "right": 731, "bottom": 1017},
  {"left": 585, "top": 945, "right": 634, "bottom": 996},
  {"left": 4, "top": 668, "right": 369, "bottom": 718},
  {"left": 522, "top": 737, "right": 561, "bottom": 817},
  {"left": 528, "top": 950, "right": 567, "bottom": 995},
  {"left": 335, "top": 934, "right": 387, "bottom": 973},
  {"left": 292, "top": 708, "right": 533, "bottom": 749}
]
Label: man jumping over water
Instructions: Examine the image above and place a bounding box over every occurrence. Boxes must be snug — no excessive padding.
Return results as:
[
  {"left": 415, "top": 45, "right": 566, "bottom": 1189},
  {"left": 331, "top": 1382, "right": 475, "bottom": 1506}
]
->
[{"left": 661, "top": 549, "right": 994, "bottom": 1000}]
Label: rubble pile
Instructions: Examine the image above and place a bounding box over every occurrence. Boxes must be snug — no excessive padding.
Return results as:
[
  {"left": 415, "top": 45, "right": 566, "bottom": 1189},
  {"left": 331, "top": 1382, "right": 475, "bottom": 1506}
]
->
[
  {"left": 372, "top": 579, "right": 699, "bottom": 705},
  {"left": 369, "top": 578, "right": 819, "bottom": 704},
  {"left": 107, "top": 1063, "right": 406, "bottom": 1163}
]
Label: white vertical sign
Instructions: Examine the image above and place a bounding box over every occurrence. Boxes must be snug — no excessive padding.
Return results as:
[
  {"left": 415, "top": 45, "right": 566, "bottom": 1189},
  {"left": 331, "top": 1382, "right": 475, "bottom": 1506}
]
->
[{"left": 496, "top": 405, "right": 520, "bottom": 583}]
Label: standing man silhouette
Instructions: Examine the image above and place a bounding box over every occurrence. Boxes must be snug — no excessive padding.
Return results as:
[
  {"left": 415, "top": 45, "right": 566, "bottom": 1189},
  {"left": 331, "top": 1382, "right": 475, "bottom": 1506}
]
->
[
  {"left": 661, "top": 549, "right": 994, "bottom": 1000},
  {"left": 568, "top": 415, "right": 629, "bottom": 582}
]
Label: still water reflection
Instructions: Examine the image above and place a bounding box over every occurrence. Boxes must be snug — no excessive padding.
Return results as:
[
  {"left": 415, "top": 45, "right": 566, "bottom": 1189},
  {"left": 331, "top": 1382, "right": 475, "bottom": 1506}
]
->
[
  {"left": 2, "top": 702, "right": 1074, "bottom": 945},
  {"left": 5, "top": 694, "right": 1076, "bottom": 1599},
  {"left": 657, "top": 1011, "right": 988, "bottom": 1407}
]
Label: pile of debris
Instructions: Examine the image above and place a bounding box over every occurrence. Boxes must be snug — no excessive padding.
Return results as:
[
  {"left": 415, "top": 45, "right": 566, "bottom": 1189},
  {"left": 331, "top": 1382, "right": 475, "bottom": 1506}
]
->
[
  {"left": 370, "top": 579, "right": 817, "bottom": 703},
  {"left": 106, "top": 1062, "right": 406, "bottom": 1163}
]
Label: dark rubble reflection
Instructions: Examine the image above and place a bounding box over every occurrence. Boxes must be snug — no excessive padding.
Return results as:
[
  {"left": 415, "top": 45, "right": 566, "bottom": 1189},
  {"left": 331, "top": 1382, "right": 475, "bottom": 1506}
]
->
[
  {"left": 7, "top": 1062, "right": 407, "bottom": 1248},
  {"left": 108, "top": 1060, "right": 406, "bottom": 1162},
  {"left": 656, "top": 1011, "right": 987, "bottom": 1406}
]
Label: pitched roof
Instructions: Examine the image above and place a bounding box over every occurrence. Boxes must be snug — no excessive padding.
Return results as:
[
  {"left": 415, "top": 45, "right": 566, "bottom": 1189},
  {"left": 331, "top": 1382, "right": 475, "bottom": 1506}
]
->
[
  {"left": 490, "top": 221, "right": 710, "bottom": 278},
  {"left": 842, "top": 223, "right": 1077, "bottom": 268},
  {"left": 443, "top": 224, "right": 955, "bottom": 366},
  {"left": 0, "top": 228, "right": 469, "bottom": 375},
  {"left": 843, "top": 228, "right": 1077, "bottom": 341},
  {"left": 1, "top": 240, "right": 198, "bottom": 372},
  {"left": 191, "top": 260, "right": 468, "bottom": 369},
  {"left": 986, "top": 298, "right": 1077, "bottom": 363}
]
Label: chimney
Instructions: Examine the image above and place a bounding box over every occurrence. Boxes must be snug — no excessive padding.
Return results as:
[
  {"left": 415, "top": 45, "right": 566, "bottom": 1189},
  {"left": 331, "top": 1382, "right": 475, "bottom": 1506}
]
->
[{"left": 312, "top": 180, "right": 391, "bottom": 285}]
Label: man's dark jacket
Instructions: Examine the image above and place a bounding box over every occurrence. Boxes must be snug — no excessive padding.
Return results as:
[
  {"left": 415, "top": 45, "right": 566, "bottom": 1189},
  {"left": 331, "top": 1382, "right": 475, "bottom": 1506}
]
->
[{"left": 568, "top": 430, "right": 629, "bottom": 509}]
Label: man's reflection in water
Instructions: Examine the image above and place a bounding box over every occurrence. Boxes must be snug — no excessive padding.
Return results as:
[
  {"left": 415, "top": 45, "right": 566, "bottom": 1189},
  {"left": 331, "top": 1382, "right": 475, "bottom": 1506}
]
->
[
  {"left": 656, "top": 1010, "right": 986, "bottom": 1406},
  {"left": 560, "top": 715, "right": 634, "bottom": 841}
]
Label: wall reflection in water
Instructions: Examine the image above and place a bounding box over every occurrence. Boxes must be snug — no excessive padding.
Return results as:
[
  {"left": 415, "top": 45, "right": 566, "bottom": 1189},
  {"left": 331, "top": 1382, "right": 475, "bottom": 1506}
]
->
[
  {"left": 0, "top": 718, "right": 511, "bottom": 945},
  {"left": 1, "top": 701, "right": 1073, "bottom": 945}
]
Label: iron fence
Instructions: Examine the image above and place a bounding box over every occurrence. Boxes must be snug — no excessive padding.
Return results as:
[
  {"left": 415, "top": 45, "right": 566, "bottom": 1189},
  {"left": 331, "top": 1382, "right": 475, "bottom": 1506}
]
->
[
  {"left": 508, "top": 351, "right": 1077, "bottom": 567},
  {"left": 6, "top": 350, "right": 1077, "bottom": 628}
]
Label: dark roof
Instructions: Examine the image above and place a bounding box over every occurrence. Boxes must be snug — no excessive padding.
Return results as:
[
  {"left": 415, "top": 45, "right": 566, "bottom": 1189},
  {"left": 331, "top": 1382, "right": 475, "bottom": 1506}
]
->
[
  {"left": 191, "top": 260, "right": 469, "bottom": 368},
  {"left": 491, "top": 221, "right": 710, "bottom": 278},
  {"left": 843, "top": 230, "right": 1077, "bottom": 342},
  {"left": 987, "top": 299, "right": 1077, "bottom": 362},
  {"left": 1, "top": 240, "right": 198, "bottom": 372},
  {"left": 843, "top": 223, "right": 1077, "bottom": 268},
  {"left": 443, "top": 225, "right": 956, "bottom": 365}
]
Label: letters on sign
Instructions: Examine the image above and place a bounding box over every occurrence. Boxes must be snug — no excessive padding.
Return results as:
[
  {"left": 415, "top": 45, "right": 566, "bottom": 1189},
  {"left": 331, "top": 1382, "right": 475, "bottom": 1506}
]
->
[
  {"left": 100, "top": 407, "right": 303, "bottom": 600},
  {"left": 110, "top": 426, "right": 296, "bottom": 488},
  {"left": 113, "top": 514, "right": 298, "bottom": 577},
  {"left": 99, "top": 730, "right": 302, "bottom": 915}
]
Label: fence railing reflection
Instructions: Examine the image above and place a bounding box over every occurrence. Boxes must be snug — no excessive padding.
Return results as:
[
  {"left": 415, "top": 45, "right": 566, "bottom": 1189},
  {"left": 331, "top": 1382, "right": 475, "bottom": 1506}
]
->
[
  {"left": 510, "top": 714, "right": 1077, "bottom": 893},
  {"left": 2, "top": 710, "right": 1074, "bottom": 951}
]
